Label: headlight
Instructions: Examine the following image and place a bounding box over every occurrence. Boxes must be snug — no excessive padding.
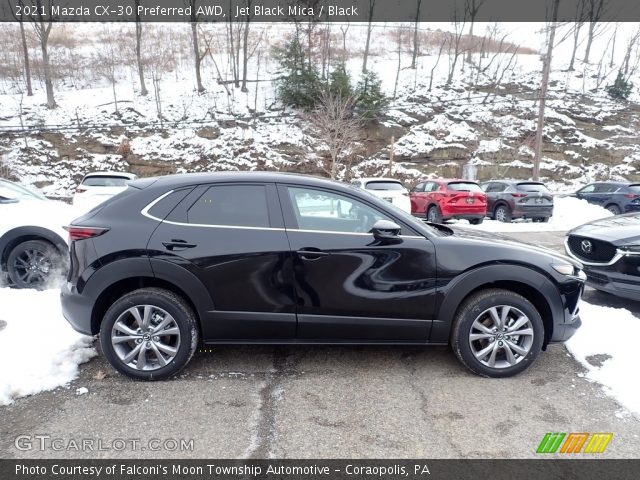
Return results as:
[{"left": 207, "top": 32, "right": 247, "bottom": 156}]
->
[
  {"left": 619, "top": 245, "right": 640, "bottom": 255},
  {"left": 551, "top": 263, "right": 577, "bottom": 275}
]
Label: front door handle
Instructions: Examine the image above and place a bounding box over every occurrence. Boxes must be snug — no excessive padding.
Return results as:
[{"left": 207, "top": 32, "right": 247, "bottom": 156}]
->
[
  {"left": 163, "top": 239, "right": 197, "bottom": 251},
  {"left": 296, "top": 248, "right": 330, "bottom": 260}
]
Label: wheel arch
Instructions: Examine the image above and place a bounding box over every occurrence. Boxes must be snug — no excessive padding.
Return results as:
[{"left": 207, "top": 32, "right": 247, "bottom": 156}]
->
[
  {"left": 432, "top": 264, "right": 562, "bottom": 347},
  {"left": 0, "top": 226, "right": 67, "bottom": 271}
]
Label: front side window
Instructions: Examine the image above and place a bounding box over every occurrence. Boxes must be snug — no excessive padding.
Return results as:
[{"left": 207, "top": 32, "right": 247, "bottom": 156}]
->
[
  {"left": 578, "top": 184, "right": 596, "bottom": 194},
  {"left": 287, "top": 187, "right": 391, "bottom": 234},
  {"left": 187, "top": 185, "right": 270, "bottom": 228},
  {"left": 411, "top": 182, "right": 425, "bottom": 193}
]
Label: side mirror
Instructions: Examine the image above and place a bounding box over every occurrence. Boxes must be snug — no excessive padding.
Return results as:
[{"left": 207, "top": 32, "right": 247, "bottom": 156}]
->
[{"left": 370, "top": 219, "right": 401, "bottom": 240}]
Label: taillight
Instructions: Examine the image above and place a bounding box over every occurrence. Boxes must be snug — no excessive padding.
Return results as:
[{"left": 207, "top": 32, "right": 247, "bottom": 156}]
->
[
  {"left": 511, "top": 193, "right": 527, "bottom": 198},
  {"left": 75, "top": 186, "right": 87, "bottom": 193},
  {"left": 624, "top": 193, "right": 640, "bottom": 199},
  {"left": 63, "top": 226, "right": 109, "bottom": 242}
]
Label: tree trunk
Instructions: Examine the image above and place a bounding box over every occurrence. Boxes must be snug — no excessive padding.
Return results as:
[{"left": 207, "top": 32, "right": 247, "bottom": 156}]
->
[
  {"left": 411, "top": 0, "right": 421, "bottom": 69},
  {"left": 584, "top": 22, "right": 595, "bottom": 64},
  {"left": 19, "top": 21, "right": 32, "bottom": 96},
  {"left": 466, "top": 21, "right": 475, "bottom": 63},
  {"left": 362, "top": 1, "right": 375, "bottom": 72},
  {"left": 112, "top": 80, "right": 118, "bottom": 113},
  {"left": 393, "top": 38, "right": 401, "bottom": 98},
  {"left": 135, "top": 21, "right": 148, "bottom": 96},
  {"left": 241, "top": 15, "right": 250, "bottom": 92},
  {"left": 568, "top": 23, "right": 582, "bottom": 71},
  {"left": 533, "top": 0, "right": 559, "bottom": 181},
  {"left": 191, "top": 22, "right": 205, "bottom": 92},
  {"left": 38, "top": 23, "right": 55, "bottom": 109}
]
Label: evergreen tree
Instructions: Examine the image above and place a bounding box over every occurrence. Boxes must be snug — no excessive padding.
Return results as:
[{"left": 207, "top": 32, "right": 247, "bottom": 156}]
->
[
  {"left": 355, "top": 70, "right": 389, "bottom": 120},
  {"left": 328, "top": 62, "right": 352, "bottom": 99},
  {"left": 606, "top": 71, "right": 633, "bottom": 100},
  {"left": 273, "top": 35, "right": 322, "bottom": 110}
]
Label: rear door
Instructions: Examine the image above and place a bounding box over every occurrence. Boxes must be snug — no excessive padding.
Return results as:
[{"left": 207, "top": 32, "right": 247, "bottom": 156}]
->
[{"left": 147, "top": 182, "right": 297, "bottom": 340}]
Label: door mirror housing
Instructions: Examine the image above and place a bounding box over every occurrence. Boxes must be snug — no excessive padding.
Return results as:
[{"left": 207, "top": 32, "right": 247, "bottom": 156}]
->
[{"left": 370, "top": 219, "right": 401, "bottom": 240}]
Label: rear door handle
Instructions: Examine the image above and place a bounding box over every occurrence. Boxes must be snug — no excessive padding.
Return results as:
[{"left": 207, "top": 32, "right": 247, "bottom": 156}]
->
[
  {"left": 296, "top": 248, "right": 330, "bottom": 260},
  {"left": 163, "top": 239, "right": 197, "bottom": 251}
]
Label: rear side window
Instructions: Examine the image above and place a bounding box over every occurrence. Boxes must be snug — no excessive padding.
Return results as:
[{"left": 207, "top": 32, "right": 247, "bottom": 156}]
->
[
  {"left": 82, "top": 175, "right": 131, "bottom": 187},
  {"left": 147, "top": 188, "right": 194, "bottom": 220},
  {"left": 517, "top": 183, "right": 549, "bottom": 193},
  {"left": 628, "top": 185, "right": 640, "bottom": 193},
  {"left": 187, "top": 185, "right": 270, "bottom": 228},
  {"left": 365, "top": 181, "right": 405, "bottom": 191},
  {"left": 447, "top": 182, "right": 482, "bottom": 192},
  {"left": 411, "top": 183, "right": 425, "bottom": 192}
]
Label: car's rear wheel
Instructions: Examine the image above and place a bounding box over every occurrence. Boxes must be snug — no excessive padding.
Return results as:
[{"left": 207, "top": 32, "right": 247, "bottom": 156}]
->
[
  {"left": 451, "top": 289, "right": 544, "bottom": 378},
  {"left": 6, "top": 239, "right": 63, "bottom": 289},
  {"left": 427, "top": 205, "right": 442, "bottom": 223},
  {"left": 100, "top": 288, "right": 199, "bottom": 380},
  {"left": 605, "top": 204, "right": 621, "bottom": 215},
  {"left": 494, "top": 204, "right": 512, "bottom": 223}
]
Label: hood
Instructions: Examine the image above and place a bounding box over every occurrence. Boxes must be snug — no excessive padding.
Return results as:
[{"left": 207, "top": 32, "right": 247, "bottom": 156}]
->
[
  {"left": 568, "top": 213, "right": 640, "bottom": 246},
  {"left": 448, "top": 225, "right": 582, "bottom": 268}
]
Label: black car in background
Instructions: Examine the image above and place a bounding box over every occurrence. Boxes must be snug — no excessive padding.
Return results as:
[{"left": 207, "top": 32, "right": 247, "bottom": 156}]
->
[
  {"left": 574, "top": 181, "right": 640, "bottom": 215},
  {"left": 60, "top": 172, "right": 584, "bottom": 380},
  {"left": 565, "top": 213, "right": 640, "bottom": 301},
  {"left": 480, "top": 180, "right": 553, "bottom": 223}
]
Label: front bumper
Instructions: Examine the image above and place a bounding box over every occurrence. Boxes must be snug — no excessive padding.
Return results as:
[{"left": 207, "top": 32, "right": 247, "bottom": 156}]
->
[
  {"left": 549, "top": 278, "right": 584, "bottom": 343},
  {"left": 60, "top": 282, "right": 95, "bottom": 335},
  {"left": 582, "top": 266, "right": 640, "bottom": 301}
]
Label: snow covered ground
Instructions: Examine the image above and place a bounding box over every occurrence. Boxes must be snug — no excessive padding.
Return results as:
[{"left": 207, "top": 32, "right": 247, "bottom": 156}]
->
[
  {"left": 451, "top": 195, "right": 613, "bottom": 232},
  {"left": 0, "top": 287, "right": 96, "bottom": 406}
]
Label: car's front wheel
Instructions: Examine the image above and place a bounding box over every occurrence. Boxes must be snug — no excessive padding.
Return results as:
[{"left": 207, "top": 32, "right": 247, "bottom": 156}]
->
[
  {"left": 451, "top": 289, "right": 544, "bottom": 377},
  {"left": 100, "top": 288, "right": 199, "bottom": 380},
  {"left": 6, "top": 239, "right": 64, "bottom": 289}
]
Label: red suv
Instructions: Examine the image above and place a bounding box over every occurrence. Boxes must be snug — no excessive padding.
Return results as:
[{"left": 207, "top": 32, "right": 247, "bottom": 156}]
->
[{"left": 410, "top": 179, "right": 487, "bottom": 224}]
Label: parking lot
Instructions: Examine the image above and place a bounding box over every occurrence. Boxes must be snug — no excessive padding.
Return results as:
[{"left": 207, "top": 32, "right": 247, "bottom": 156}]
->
[{"left": 1, "top": 231, "right": 639, "bottom": 459}]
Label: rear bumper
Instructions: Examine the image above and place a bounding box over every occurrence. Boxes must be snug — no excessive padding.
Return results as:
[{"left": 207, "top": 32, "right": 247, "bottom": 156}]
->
[
  {"left": 624, "top": 203, "right": 640, "bottom": 213},
  {"left": 441, "top": 205, "right": 486, "bottom": 219},
  {"left": 442, "top": 213, "right": 485, "bottom": 221},
  {"left": 60, "top": 282, "right": 95, "bottom": 335},
  {"left": 513, "top": 205, "right": 553, "bottom": 219}
]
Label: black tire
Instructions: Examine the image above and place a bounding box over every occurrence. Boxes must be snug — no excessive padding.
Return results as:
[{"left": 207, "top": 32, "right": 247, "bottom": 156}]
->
[
  {"left": 426, "top": 205, "right": 443, "bottom": 223},
  {"left": 450, "top": 288, "right": 544, "bottom": 378},
  {"left": 99, "top": 288, "right": 199, "bottom": 380},
  {"left": 6, "top": 239, "right": 64, "bottom": 289},
  {"left": 533, "top": 217, "right": 550, "bottom": 223},
  {"left": 605, "top": 204, "right": 621, "bottom": 215},
  {"left": 494, "top": 204, "right": 512, "bottom": 223},
  {"left": 469, "top": 217, "right": 484, "bottom": 225}
]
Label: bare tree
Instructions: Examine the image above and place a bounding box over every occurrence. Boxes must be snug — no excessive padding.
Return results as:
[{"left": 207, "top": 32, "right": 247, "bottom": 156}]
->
[
  {"left": 622, "top": 27, "right": 640, "bottom": 75},
  {"left": 568, "top": 0, "right": 586, "bottom": 71},
  {"left": 9, "top": 1, "right": 33, "bottom": 96},
  {"left": 309, "top": 91, "right": 361, "bottom": 179},
  {"left": 27, "top": 0, "right": 55, "bottom": 108},
  {"left": 339, "top": 21, "right": 350, "bottom": 60},
  {"left": 465, "top": 0, "right": 485, "bottom": 63},
  {"left": 94, "top": 27, "right": 123, "bottom": 113},
  {"left": 429, "top": 36, "right": 447, "bottom": 91},
  {"left": 241, "top": 0, "right": 255, "bottom": 92},
  {"left": 533, "top": 0, "right": 560, "bottom": 181},
  {"left": 609, "top": 22, "right": 619, "bottom": 68},
  {"left": 410, "top": 0, "right": 422, "bottom": 69},
  {"left": 583, "top": 0, "right": 607, "bottom": 64},
  {"left": 189, "top": 0, "right": 205, "bottom": 93},
  {"left": 146, "top": 27, "right": 177, "bottom": 125},
  {"left": 391, "top": 28, "right": 406, "bottom": 98},
  {"left": 134, "top": 0, "right": 148, "bottom": 96},
  {"left": 446, "top": 11, "right": 467, "bottom": 85},
  {"left": 362, "top": 0, "right": 376, "bottom": 72}
]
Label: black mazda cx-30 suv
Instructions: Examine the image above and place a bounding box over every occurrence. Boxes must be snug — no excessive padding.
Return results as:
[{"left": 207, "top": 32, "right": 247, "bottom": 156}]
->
[{"left": 61, "top": 172, "right": 584, "bottom": 379}]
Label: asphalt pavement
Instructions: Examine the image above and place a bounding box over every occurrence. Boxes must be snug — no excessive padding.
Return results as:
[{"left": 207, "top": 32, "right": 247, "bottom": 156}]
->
[{"left": 1, "top": 231, "right": 639, "bottom": 459}]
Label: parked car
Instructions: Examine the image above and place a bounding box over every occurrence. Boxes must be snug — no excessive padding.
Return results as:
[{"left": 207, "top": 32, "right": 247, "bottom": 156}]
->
[
  {"left": 73, "top": 171, "right": 137, "bottom": 212},
  {"left": 351, "top": 177, "right": 411, "bottom": 213},
  {"left": 481, "top": 180, "right": 554, "bottom": 223},
  {"left": 409, "top": 179, "right": 487, "bottom": 224},
  {"left": 565, "top": 212, "right": 640, "bottom": 301},
  {"left": 0, "top": 178, "right": 71, "bottom": 289},
  {"left": 61, "top": 172, "right": 584, "bottom": 380},
  {"left": 573, "top": 181, "right": 640, "bottom": 215}
]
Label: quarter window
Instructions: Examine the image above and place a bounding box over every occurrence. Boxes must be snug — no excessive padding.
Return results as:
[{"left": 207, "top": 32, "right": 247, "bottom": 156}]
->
[
  {"left": 287, "top": 187, "right": 391, "bottom": 234},
  {"left": 187, "top": 185, "right": 270, "bottom": 228}
]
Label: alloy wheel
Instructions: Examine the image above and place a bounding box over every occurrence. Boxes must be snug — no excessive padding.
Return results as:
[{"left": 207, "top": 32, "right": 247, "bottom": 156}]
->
[
  {"left": 111, "top": 305, "right": 181, "bottom": 371},
  {"left": 468, "top": 305, "right": 534, "bottom": 369},
  {"left": 10, "top": 248, "right": 52, "bottom": 287},
  {"left": 495, "top": 206, "right": 508, "bottom": 222}
]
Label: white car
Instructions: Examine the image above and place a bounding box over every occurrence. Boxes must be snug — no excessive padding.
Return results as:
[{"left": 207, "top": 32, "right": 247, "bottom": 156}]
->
[
  {"left": 0, "top": 179, "right": 73, "bottom": 289},
  {"left": 73, "top": 171, "right": 137, "bottom": 212},
  {"left": 351, "top": 177, "right": 411, "bottom": 213}
]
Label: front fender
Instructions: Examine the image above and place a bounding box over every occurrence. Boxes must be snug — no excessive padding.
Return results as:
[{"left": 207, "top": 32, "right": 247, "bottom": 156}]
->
[{"left": 430, "top": 264, "right": 564, "bottom": 344}]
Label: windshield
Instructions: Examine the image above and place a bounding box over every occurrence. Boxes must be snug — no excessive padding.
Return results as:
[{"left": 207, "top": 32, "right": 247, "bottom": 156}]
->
[
  {"left": 0, "top": 179, "right": 47, "bottom": 201},
  {"left": 447, "top": 182, "right": 483, "bottom": 192},
  {"left": 365, "top": 181, "right": 405, "bottom": 191},
  {"left": 517, "top": 182, "right": 549, "bottom": 193}
]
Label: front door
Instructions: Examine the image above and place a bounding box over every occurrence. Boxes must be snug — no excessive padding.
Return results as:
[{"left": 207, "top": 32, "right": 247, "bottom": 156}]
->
[{"left": 278, "top": 184, "right": 437, "bottom": 343}]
